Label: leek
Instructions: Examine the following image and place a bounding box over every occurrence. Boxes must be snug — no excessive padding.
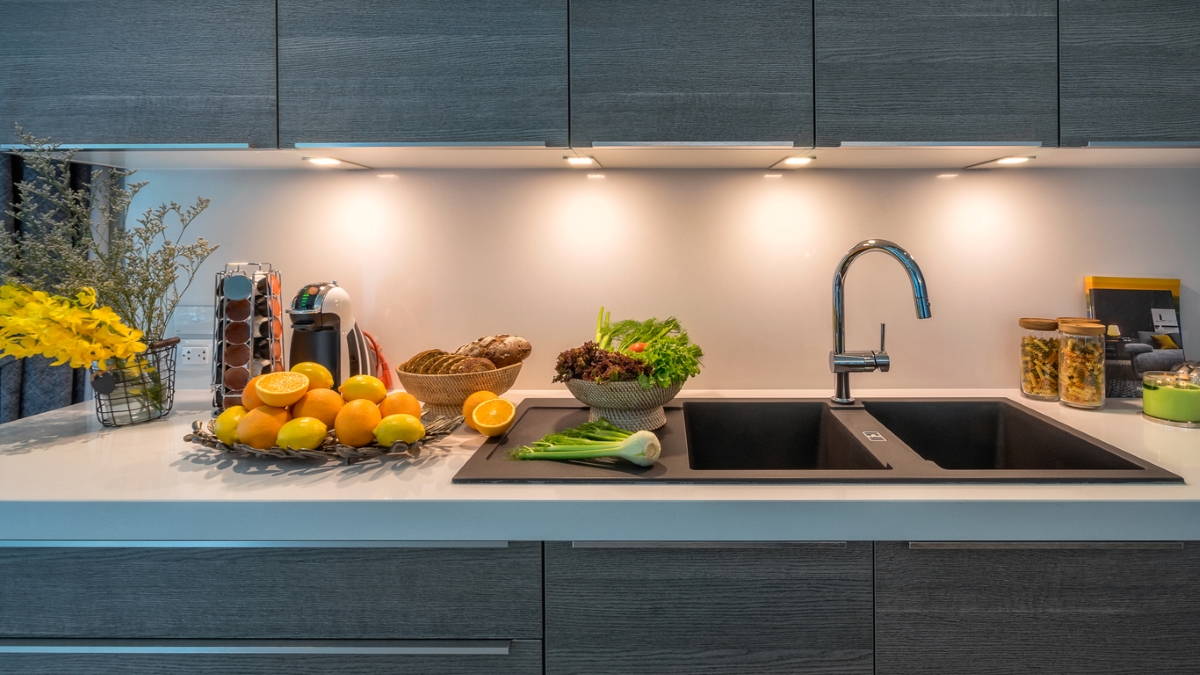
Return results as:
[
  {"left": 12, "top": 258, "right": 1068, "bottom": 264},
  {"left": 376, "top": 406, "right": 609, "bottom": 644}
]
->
[{"left": 508, "top": 419, "right": 661, "bottom": 467}]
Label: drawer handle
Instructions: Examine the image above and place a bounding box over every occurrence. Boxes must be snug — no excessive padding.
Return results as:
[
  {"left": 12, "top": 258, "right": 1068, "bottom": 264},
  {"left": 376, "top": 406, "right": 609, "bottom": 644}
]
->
[
  {"left": 1085, "top": 141, "right": 1200, "bottom": 148},
  {"left": 292, "top": 141, "right": 555, "bottom": 148},
  {"left": 573, "top": 541, "right": 847, "bottom": 549},
  {"left": 0, "top": 639, "right": 512, "bottom": 656},
  {"left": 0, "top": 143, "right": 252, "bottom": 150},
  {"left": 838, "top": 141, "right": 1042, "bottom": 148},
  {"left": 908, "top": 542, "right": 1184, "bottom": 551},
  {"left": 0, "top": 540, "right": 510, "bottom": 548},
  {"left": 589, "top": 141, "right": 801, "bottom": 148}
]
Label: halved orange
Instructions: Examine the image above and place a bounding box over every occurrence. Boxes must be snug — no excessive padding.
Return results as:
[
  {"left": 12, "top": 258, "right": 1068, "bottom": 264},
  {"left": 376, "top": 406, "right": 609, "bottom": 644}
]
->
[
  {"left": 471, "top": 398, "right": 515, "bottom": 437},
  {"left": 255, "top": 371, "right": 310, "bottom": 408},
  {"left": 461, "top": 390, "right": 498, "bottom": 431}
]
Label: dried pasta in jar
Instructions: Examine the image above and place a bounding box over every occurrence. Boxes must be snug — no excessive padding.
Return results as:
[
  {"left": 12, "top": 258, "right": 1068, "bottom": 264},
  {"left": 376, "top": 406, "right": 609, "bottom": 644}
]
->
[
  {"left": 1059, "top": 322, "right": 1105, "bottom": 409},
  {"left": 1019, "top": 318, "right": 1059, "bottom": 400}
]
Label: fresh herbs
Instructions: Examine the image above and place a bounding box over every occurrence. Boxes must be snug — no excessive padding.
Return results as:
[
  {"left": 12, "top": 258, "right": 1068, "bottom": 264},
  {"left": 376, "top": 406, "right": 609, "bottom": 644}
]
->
[
  {"left": 554, "top": 307, "right": 704, "bottom": 389},
  {"left": 508, "top": 418, "right": 661, "bottom": 466}
]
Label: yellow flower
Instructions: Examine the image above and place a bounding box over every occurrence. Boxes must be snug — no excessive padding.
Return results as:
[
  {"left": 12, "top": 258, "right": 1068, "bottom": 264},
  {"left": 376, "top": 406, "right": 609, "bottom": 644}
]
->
[{"left": 0, "top": 284, "right": 147, "bottom": 370}]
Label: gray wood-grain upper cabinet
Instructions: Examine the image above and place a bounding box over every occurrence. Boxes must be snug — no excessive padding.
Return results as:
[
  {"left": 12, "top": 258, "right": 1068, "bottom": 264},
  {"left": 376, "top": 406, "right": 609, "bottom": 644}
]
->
[
  {"left": 0, "top": 0, "right": 276, "bottom": 148},
  {"left": 545, "top": 542, "right": 873, "bottom": 675},
  {"left": 569, "top": 0, "right": 814, "bottom": 147},
  {"left": 277, "top": 0, "right": 568, "bottom": 147},
  {"left": 1060, "top": 1, "right": 1200, "bottom": 147},
  {"left": 875, "top": 541, "right": 1200, "bottom": 675},
  {"left": 814, "top": 0, "right": 1058, "bottom": 147}
]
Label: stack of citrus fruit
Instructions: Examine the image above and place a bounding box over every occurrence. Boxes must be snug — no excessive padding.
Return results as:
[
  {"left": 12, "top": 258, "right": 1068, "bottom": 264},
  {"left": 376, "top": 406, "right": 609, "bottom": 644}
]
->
[
  {"left": 212, "top": 363, "right": 428, "bottom": 450},
  {"left": 462, "top": 390, "right": 516, "bottom": 437}
]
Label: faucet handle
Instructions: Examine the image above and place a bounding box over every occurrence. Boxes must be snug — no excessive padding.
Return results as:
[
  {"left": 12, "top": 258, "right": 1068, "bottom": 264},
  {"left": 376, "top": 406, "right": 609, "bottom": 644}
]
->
[{"left": 879, "top": 323, "right": 886, "bottom": 353}]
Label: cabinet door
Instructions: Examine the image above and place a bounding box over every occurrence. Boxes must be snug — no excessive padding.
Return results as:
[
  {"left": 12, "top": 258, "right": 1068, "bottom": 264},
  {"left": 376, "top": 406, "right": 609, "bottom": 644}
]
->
[
  {"left": 814, "top": 0, "right": 1057, "bottom": 146},
  {"left": 875, "top": 541, "right": 1200, "bottom": 674},
  {"left": 569, "top": 0, "right": 813, "bottom": 147},
  {"left": 0, "top": 543, "right": 542, "bottom": 639},
  {"left": 0, "top": 0, "right": 276, "bottom": 148},
  {"left": 1060, "top": 1, "right": 1200, "bottom": 146},
  {"left": 545, "top": 541, "right": 873, "bottom": 675},
  {"left": 278, "top": 0, "right": 568, "bottom": 147}
]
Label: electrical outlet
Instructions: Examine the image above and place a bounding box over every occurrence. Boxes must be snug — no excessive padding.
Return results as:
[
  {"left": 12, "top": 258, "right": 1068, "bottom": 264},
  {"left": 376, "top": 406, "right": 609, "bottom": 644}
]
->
[{"left": 180, "top": 340, "right": 211, "bottom": 365}]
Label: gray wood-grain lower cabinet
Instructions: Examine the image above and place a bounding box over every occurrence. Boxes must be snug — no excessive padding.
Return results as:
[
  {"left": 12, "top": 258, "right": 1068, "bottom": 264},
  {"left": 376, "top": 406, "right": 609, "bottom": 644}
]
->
[
  {"left": 1060, "top": 1, "right": 1200, "bottom": 146},
  {"left": 0, "top": 640, "right": 542, "bottom": 675},
  {"left": 814, "top": 0, "right": 1058, "bottom": 147},
  {"left": 0, "top": 0, "right": 276, "bottom": 148},
  {"left": 875, "top": 542, "right": 1200, "bottom": 675},
  {"left": 278, "top": 0, "right": 568, "bottom": 147},
  {"left": 0, "top": 544, "right": 542, "bottom": 639},
  {"left": 545, "top": 541, "right": 873, "bottom": 675},
  {"left": 569, "top": 0, "right": 814, "bottom": 147}
]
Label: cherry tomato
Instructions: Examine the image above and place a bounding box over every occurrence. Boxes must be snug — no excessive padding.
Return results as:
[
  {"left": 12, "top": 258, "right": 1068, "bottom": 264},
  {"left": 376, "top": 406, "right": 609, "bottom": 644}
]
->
[{"left": 628, "top": 342, "right": 648, "bottom": 353}]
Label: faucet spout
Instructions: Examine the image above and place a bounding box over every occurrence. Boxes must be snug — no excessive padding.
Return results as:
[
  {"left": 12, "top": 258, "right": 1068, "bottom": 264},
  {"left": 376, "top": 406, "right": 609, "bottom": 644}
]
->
[{"left": 831, "top": 239, "right": 931, "bottom": 404}]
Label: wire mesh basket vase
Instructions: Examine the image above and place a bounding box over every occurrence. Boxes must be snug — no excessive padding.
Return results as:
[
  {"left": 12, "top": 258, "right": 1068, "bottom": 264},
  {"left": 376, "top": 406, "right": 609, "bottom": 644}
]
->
[{"left": 92, "top": 337, "right": 180, "bottom": 427}]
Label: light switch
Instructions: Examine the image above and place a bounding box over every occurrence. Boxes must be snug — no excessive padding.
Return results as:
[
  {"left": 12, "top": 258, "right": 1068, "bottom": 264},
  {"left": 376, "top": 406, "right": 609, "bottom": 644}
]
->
[{"left": 172, "top": 305, "right": 214, "bottom": 338}]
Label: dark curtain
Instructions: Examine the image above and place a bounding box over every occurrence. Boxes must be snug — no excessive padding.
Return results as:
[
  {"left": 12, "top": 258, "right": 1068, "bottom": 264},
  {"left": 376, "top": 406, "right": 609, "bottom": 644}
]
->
[{"left": 0, "top": 153, "right": 91, "bottom": 424}]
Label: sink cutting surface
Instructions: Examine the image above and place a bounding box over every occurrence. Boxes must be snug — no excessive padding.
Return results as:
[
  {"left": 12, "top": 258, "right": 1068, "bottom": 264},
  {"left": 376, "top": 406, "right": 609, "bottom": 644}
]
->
[{"left": 452, "top": 398, "right": 1182, "bottom": 484}]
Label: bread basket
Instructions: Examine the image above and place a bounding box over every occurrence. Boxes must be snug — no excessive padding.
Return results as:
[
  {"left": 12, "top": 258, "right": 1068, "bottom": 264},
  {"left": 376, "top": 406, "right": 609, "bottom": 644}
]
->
[{"left": 397, "top": 362, "right": 522, "bottom": 418}]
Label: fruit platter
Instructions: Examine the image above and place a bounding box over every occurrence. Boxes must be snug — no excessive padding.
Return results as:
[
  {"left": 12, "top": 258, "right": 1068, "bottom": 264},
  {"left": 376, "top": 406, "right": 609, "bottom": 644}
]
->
[
  {"left": 185, "top": 359, "right": 521, "bottom": 465},
  {"left": 184, "top": 361, "right": 462, "bottom": 465}
]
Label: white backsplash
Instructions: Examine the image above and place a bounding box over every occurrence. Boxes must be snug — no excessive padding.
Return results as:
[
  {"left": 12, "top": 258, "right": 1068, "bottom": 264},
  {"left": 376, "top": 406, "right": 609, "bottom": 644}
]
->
[{"left": 140, "top": 167, "right": 1200, "bottom": 393}]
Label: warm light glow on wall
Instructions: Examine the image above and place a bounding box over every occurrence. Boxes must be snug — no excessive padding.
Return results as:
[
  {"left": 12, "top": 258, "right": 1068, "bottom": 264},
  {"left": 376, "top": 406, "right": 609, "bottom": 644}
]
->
[
  {"left": 304, "top": 157, "right": 343, "bottom": 166},
  {"left": 996, "top": 156, "right": 1032, "bottom": 165},
  {"left": 783, "top": 157, "right": 813, "bottom": 166},
  {"left": 565, "top": 156, "right": 595, "bottom": 166}
]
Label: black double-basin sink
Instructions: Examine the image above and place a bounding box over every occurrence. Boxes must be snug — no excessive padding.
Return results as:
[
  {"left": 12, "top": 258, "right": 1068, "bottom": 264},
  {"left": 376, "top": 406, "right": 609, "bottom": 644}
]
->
[{"left": 453, "top": 398, "right": 1182, "bottom": 484}]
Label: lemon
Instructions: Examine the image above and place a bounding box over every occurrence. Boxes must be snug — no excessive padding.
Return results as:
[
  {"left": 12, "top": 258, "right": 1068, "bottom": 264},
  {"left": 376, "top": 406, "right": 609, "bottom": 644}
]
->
[
  {"left": 374, "top": 414, "right": 426, "bottom": 446},
  {"left": 213, "top": 406, "right": 248, "bottom": 445},
  {"left": 276, "top": 417, "right": 328, "bottom": 450},
  {"left": 291, "top": 361, "right": 334, "bottom": 390},
  {"left": 339, "top": 374, "right": 388, "bottom": 404}
]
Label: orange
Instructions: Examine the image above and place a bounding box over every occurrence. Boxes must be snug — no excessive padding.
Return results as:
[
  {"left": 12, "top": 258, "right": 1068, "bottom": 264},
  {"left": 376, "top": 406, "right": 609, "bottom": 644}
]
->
[
  {"left": 334, "top": 399, "right": 383, "bottom": 447},
  {"left": 236, "top": 405, "right": 292, "bottom": 449},
  {"left": 471, "top": 398, "right": 515, "bottom": 437},
  {"left": 380, "top": 391, "right": 422, "bottom": 419},
  {"left": 241, "top": 375, "right": 265, "bottom": 410},
  {"left": 255, "top": 371, "right": 311, "bottom": 408},
  {"left": 461, "top": 390, "right": 498, "bottom": 431},
  {"left": 291, "top": 388, "right": 345, "bottom": 427}
]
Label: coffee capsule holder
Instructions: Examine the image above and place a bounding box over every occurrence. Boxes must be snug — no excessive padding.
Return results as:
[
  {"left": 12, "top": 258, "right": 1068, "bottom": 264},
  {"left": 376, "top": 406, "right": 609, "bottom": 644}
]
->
[{"left": 212, "top": 263, "right": 285, "bottom": 411}]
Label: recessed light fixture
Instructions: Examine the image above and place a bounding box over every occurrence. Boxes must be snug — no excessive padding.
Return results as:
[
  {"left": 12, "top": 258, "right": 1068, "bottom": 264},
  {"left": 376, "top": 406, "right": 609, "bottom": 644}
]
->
[
  {"left": 764, "top": 174, "right": 783, "bottom": 179},
  {"left": 565, "top": 156, "right": 596, "bottom": 167},
  {"left": 587, "top": 173, "right": 605, "bottom": 179},
  {"left": 377, "top": 173, "right": 398, "bottom": 179},
  {"left": 304, "top": 157, "right": 342, "bottom": 166},
  {"left": 783, "top": 157, "right": 814, "bottom": 166},
  {"left": 963, "top": 155, "right": 1037, "bottom": 171},
  {"left": 996, "top": 156, "right": 1032, "bottom": 165},
  {"left": 937, "top": 173, "right": 959, "bottom": 178}
]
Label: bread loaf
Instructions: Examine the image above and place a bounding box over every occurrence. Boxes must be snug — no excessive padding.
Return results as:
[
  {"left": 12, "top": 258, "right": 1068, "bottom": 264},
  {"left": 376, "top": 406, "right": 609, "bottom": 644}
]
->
[
  {"left": 455, "top": 335, "right": 532, "bottom": 368},
  {"left": 401, "top": 349, "right": 444, "bottom": 373},
  {"left": 452, "top": 357, "right": 497, "bottom": 374}
]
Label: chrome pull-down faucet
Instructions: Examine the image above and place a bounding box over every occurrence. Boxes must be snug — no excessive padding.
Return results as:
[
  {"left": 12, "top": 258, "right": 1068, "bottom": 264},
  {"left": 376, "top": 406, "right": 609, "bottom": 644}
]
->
[{"left": 830, "top": 239, "right": 931, "bottom": 404}]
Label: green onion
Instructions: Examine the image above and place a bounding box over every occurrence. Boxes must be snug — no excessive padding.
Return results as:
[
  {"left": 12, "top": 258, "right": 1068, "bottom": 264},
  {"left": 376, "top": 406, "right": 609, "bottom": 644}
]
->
[{"left": 508, "top": 419, "right": 661, "bottom": 467}]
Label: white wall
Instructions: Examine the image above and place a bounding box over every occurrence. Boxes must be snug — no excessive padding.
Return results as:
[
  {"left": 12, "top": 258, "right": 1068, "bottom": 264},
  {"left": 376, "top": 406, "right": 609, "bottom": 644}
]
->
[{"left": 137, "top": 167, "right": 1200, "bottom": 393}]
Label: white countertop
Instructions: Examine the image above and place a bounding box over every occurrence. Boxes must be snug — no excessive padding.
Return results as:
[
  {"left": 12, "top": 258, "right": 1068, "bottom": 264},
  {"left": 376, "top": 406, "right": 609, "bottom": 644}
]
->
[{"left": 1, "top": 388, "right": 1199, "bottom": 542}]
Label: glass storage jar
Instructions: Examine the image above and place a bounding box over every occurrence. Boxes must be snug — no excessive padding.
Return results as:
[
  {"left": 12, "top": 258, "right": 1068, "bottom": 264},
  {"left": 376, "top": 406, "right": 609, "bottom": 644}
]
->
[
  {"left": 1019, "top": 318, "right": 1060, "bottom": 401},
  {"left": 1143, "top": 364, "right": 1200, "bottom": 427},
  {"left": 1059, "top": 322, "right": 1106, "bottom": 409}
]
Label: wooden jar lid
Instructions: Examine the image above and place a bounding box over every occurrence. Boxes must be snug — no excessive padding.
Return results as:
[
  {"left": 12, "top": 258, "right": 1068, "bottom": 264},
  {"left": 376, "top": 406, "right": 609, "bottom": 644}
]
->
[
  {"left": 1019, "top": 318, "right": 1058, "bottom": 331},
  {"left": 1057, "top": 316, "right": 1102, "bottom": 324},
  {"left": 1060, "top": 322, "right": 1106, "bottom": 336}
]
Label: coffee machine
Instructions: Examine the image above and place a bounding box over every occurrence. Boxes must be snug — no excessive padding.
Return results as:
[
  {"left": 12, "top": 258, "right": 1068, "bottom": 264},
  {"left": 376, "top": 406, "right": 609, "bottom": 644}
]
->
[{"left": 286, "top": 281, "right": 375, "bottom": 388}]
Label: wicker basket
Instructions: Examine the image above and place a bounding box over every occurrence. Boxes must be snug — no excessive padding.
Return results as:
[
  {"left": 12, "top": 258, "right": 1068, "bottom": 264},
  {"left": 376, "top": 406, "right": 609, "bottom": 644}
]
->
[
  {"left": 396, "top": 362, "right": 522, "bottom": 418},
  {"left": 564, "top": 378, "right": 682, "bottom": 431}
]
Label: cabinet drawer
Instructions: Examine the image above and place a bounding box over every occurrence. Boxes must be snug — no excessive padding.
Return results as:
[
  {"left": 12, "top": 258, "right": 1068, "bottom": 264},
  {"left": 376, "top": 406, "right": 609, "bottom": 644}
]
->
[
  {"left": 0, "top": 639, "right": 541, "bottom": 675},
  {"left": 0, "top": 543, "right": 541, "bottom": 639},
  {"left": 546, "top": 541, "right": 873, "bottom": 675},
  {"left": 876, "top": 541, "right": 1200, "bottom": 674}
]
